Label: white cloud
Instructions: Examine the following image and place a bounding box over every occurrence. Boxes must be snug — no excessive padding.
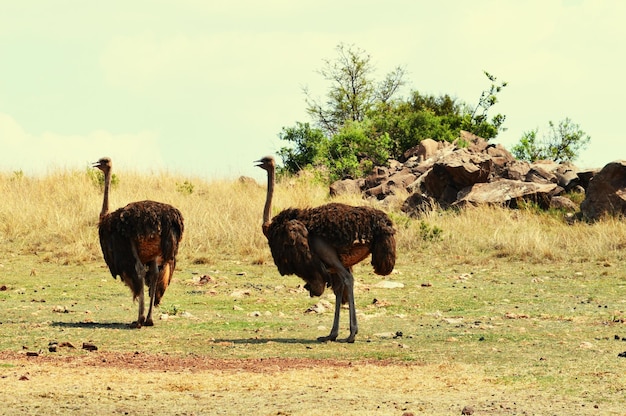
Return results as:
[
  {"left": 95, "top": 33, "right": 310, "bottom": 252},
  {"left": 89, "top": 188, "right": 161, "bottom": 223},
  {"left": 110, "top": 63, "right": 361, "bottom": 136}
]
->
[{"left": 0, "top": 113, "right": 163, "bottom": 175}]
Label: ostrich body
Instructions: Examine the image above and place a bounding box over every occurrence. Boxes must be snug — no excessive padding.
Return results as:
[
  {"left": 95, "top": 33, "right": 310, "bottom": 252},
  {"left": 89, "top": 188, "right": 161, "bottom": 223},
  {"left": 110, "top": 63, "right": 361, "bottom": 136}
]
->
[
  {"left": 256, "top": 156, "right": 396, "bottom": 343},
  {"left": 94, "top": 157, "right": 184, "bottom": 328}
]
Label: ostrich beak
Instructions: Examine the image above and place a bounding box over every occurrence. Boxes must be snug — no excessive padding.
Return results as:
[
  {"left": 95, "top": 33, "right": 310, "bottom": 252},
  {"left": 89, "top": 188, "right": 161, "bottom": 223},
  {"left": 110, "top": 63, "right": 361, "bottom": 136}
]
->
[{"left": 255, "top": 156, "right": 274, "bottom": 169}]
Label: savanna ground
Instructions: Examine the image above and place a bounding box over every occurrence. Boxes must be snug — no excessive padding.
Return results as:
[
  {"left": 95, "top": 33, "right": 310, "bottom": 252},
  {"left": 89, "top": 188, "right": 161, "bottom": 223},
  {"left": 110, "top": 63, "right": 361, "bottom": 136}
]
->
[{"left": 1, "top": 167, "right": 626, "bottom": 415}]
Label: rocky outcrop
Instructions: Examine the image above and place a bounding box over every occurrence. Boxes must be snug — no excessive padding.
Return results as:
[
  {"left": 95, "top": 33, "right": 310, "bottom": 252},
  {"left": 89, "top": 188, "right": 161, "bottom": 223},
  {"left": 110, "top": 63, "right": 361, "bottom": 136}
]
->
[
  {"left": 330, "top": 131, "right": 603, "bottom": 217},
  {"left": 580, "top": 161, "right": 626, "bottom": 220}
]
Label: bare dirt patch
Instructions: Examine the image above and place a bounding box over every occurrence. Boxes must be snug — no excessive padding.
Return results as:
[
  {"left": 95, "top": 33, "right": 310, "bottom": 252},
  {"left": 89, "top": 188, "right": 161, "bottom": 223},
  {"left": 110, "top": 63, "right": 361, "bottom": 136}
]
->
[{"left": 0, "top": 351, "right": 612, "bottom": 415}]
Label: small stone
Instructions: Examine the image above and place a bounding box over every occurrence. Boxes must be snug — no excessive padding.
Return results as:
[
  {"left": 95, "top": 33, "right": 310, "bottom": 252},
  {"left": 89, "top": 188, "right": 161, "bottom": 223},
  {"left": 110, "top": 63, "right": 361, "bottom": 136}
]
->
[
  {"left": 82, "top": 342, "right": 98, "bottom": 352},
  {"left": 461, "top": 405, "right": 474, "bottom": 415}
]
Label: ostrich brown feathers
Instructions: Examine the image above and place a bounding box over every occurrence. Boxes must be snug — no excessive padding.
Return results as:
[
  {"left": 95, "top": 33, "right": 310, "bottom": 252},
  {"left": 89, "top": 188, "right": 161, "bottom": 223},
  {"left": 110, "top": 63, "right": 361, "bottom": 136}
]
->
[
  {"left": 94, "top": 157, "right": 184, "bottom": 327},
  {"left": 98, "top": 200, "right": 184, "bottom": 305},
  {"left": 257, "top": 155, "right": 396, "bottom": 342},
  {"left": 266, "top": 203, "right": 396, "bottom": 299}
]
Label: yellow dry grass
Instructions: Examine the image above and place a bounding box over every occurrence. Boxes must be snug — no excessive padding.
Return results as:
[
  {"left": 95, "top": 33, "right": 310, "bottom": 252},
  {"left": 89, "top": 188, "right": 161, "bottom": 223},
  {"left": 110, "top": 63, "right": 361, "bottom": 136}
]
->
[
  {"left": 2, "top": 167, "right": 626, "bottom": 269},
  {"left": 2, "top": 167, "right": 626, "bottom": 415}
]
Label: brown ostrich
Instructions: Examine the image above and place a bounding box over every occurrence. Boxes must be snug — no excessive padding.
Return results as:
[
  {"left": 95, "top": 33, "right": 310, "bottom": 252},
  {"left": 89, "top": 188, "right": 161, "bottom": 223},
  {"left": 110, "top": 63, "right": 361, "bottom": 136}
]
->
[
  {"left": 93, "top": 157, "right": 184, "bottom": 328},
  {"left": 256, "top": 156, "right": 396, "bottom": 343}
]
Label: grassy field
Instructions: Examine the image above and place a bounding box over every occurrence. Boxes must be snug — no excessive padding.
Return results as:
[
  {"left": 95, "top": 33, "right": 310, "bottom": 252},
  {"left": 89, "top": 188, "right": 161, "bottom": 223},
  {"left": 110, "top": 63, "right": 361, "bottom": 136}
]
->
[{"left": 1, "top": 166, "right": 626, "bottom": 415}]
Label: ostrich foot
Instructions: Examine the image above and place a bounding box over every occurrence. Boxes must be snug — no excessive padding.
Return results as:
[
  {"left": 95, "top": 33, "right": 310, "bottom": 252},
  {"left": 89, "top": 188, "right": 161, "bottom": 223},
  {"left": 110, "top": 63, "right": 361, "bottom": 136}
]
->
[
  {"left": 318, "top": 334, "right": 356, "bottom": 343},
  {"left": 317, "top": 334, "right": 338, "bottom": 343},
  {"left": 130, "top": 316, "right": 146, "bottom": 329}
]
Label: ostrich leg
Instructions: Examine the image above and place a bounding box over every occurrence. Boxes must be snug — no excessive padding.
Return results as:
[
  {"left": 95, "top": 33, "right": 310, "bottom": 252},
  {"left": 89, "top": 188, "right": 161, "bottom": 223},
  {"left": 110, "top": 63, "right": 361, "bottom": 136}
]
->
[
  {"left": 130, "top": 241, "right": 147, "bottom": 328},
  {"left": 144, "top": 260, "right": 159, "bottom": 326},
  {"left": 311, "top": 237, "right": 359, "bottom": 343}
]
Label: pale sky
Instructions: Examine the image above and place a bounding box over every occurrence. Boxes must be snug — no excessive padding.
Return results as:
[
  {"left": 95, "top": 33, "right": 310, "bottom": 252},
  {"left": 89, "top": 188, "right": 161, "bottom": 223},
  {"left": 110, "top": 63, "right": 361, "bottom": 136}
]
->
[{"left": 0, "top": 0, "right": 624, "bottom": 181}]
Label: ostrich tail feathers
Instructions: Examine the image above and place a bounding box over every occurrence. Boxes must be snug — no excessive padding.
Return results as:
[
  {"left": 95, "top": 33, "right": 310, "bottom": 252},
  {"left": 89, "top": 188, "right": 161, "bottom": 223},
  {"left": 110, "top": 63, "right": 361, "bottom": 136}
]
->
[
  {"left": 154, "top": 260, "right": 175, "bottom": 306},
  {"left": 372, "top": 231, "right": 396, "bottom": 276}
]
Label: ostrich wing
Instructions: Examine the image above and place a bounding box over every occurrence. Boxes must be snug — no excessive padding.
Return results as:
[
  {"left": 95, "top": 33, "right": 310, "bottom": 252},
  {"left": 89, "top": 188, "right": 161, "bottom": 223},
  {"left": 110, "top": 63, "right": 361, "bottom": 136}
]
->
[
  {"left": 98, "top": 214, "right": 135, "bottom": 279},
  {"left": 117, "top": 201, "right": 184, "bottom": 261},
  {"left": 266, "top": 218, "right": 328, "bottom": 297},
  {"left": 302, "top": 203, "right": 396, "bottom": 273}
]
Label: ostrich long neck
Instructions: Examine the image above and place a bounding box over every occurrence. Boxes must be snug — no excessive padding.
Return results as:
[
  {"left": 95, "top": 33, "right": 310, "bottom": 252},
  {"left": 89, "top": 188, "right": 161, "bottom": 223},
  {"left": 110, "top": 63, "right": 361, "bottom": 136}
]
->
[
  {"left": 99, "top": 167, "right": 111, "bottom": 220},
  {"left": 262, "top": 164, "right": 275, "bottom": 236}
]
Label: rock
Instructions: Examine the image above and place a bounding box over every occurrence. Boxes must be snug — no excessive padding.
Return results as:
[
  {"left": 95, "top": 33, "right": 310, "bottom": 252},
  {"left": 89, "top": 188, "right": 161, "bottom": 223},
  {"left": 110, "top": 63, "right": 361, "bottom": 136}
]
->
[
  {"left": 365, "top": 168, "right": 417, "bottom": 200},
  {"left": 237, "top": 176, "right": 258, "bottom": 186},
  {"left": 526, "top": 165, "right": 557, "bottom": 184},
  {"left": 461, "top": 405, "right": 475, "bottom": 415},
  {"left": 549, "top": 195, "right": 578, "bottom": 212},
  {"left": 374, "top": 281, "right": 404, "bottom": 289},
  {"left": 486, "top": 143, "right": 515, "bottom": 167},
  {"left": 502, "top": 160, "right": 531, "bottom": 181},
  {"left": 82, "top": 342, "right": 98, "bottom": 352},
  {"left": 422, "top": 149, "right": 493, "bottom": 206},
  {"left": 454, "top": 179, "right": 558, "bottom": 208},
  {"left": 305, "top": 300, "right": 333, "bottom": 314},
  {"left": 329, "top": 178, "right": 363, "bottom": 197},
  {"left": 401, "top": 193, "right": 437, "bottom": 217},
  {"left": 580, "top": 161, "right": 626, "bottom": 220},
  {"left": 554, "top": 163, "right": 580, "bottom": 191},
  {"left": 332, "top": 129, "right": 599, "bottom": 212},
  {"left": 577, "top": 168, "right": 598, "bottom": 189}
]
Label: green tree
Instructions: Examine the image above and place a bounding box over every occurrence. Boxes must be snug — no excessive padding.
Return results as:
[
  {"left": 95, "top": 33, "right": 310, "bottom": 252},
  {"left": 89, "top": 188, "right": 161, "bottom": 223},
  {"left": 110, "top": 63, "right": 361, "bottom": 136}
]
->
[
  {"left": 371, "top": 91, "right": 463, "bottom": 158},
  {"left": 461, "top": 71, "right": 508, "bottom": 139},
  {"left": 279, "top": 45, "right": 508, "bottom": 182},
  {"left": 512, "top": 118, "right": 591, "bottom": 163},
  {"left": 276, "top": 122, "right": 326, "bottom": 174},
  {"left": 304, "top": 43, "right": 406, "bottom": 135},
  {"left": 322, "top": 120, "right": 393, "bottom": 181}
]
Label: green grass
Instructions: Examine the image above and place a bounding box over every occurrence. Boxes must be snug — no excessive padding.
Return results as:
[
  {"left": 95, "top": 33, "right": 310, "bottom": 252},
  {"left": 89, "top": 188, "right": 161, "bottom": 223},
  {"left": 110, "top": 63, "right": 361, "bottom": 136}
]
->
[
  {"left": 1, "top": 168, "right": 626, "bottom": 413},
  {"left": 2, "top": 247, "right": 626, "bottom": 402}
]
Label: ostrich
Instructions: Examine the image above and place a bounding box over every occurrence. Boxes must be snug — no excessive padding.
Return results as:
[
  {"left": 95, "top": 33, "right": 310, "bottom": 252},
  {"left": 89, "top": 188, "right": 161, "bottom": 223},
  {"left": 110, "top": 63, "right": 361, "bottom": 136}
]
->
[
  {"left": 93, "top": 157, "right": 184, "bottom": 328},
  {"left": 256, "top": 156, "right": 396, "bottom": 343}
]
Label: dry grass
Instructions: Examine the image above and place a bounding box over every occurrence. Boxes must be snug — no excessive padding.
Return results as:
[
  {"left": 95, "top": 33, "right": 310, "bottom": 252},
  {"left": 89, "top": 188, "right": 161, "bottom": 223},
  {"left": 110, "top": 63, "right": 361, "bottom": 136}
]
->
[
  {"left": 4, "top": 166, "right": 626, "bottom": 268},
  {"left": 3, "top": 166, "right": 626, "bottom": 298},
  {"left": 2, "top": 167, "right": 626, "bottom": 414}
]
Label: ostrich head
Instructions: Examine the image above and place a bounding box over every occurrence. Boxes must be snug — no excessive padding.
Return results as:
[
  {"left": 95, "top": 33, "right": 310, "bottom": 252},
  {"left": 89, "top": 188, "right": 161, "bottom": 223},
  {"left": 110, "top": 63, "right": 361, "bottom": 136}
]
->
[
  {"left": 256, "top": 156, "right": 276, "bottom": 235},
  {"left": 93, "top": 157, "right": 113, "bottom": 220},
  {"left": 255, "top": 156, "right": 275, "bottom": 172},
  {"left": 93, "top": 157, "right": 112, "bottom": 173}
]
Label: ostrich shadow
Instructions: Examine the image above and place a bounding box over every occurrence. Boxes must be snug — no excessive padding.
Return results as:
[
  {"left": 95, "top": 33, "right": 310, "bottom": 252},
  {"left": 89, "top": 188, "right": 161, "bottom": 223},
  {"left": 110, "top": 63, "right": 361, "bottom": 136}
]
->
[
  {"left": 212, "top": 337, "right": 320, "bottom": 345},
  {"left": 51, "top": 321, "right": 134, "bottom": 330}
]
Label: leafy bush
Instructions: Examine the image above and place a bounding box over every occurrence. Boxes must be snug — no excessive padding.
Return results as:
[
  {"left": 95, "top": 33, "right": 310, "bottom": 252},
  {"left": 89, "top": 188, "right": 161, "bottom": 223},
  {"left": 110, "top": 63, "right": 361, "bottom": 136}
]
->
[
  {"left": 176, "top": 180, "right": 195, "bottom": 195},
  {"left": 512, "top": 118, "right": 590, "bottom": 163}
]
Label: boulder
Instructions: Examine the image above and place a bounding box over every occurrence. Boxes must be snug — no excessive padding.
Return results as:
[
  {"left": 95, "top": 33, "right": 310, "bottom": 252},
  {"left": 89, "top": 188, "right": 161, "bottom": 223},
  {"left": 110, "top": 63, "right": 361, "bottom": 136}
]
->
[
  {"left": 486, "top": 143, "right": 515, "bottom": 166},
  {"left": 577, "top": 168, "right": 598, "bottom": 190},
  {"left": 502, "top": 160, "right": 531, "bottom": 181},
  {"left": 580, "top": 161, "right": 626, "bottom": 220},
  {"left": 526, "top": 165, "right": 557, "bottom": 184},
  {"left": 365, "top": 168, "right": 417, "bottom": 200},
  {"left": 554, "top": 163, "right": 580, "bottom": 191},
  {"left": 363, "top": 166, "right": 390, "bottom": 189},
  {"left": 416, "top": 138, "right": 444, "bottom": 162},
  {"left": 335, "top": 129, "right": 598, "bottom": 213},
  {"left": 421, "top": 149, "right": 493, "bottom": 205},
  {"left": 550, "top": 195, "right": 579, "bottom": 212},
  {"left": 454, "top": 179, "right": 558, "bottom": 209},
  {"left": 329, "top": 178, "right": 363, "bottom": 197},
  {"left": 401, "top": 193, "right": 437, "bottom": 217}
]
